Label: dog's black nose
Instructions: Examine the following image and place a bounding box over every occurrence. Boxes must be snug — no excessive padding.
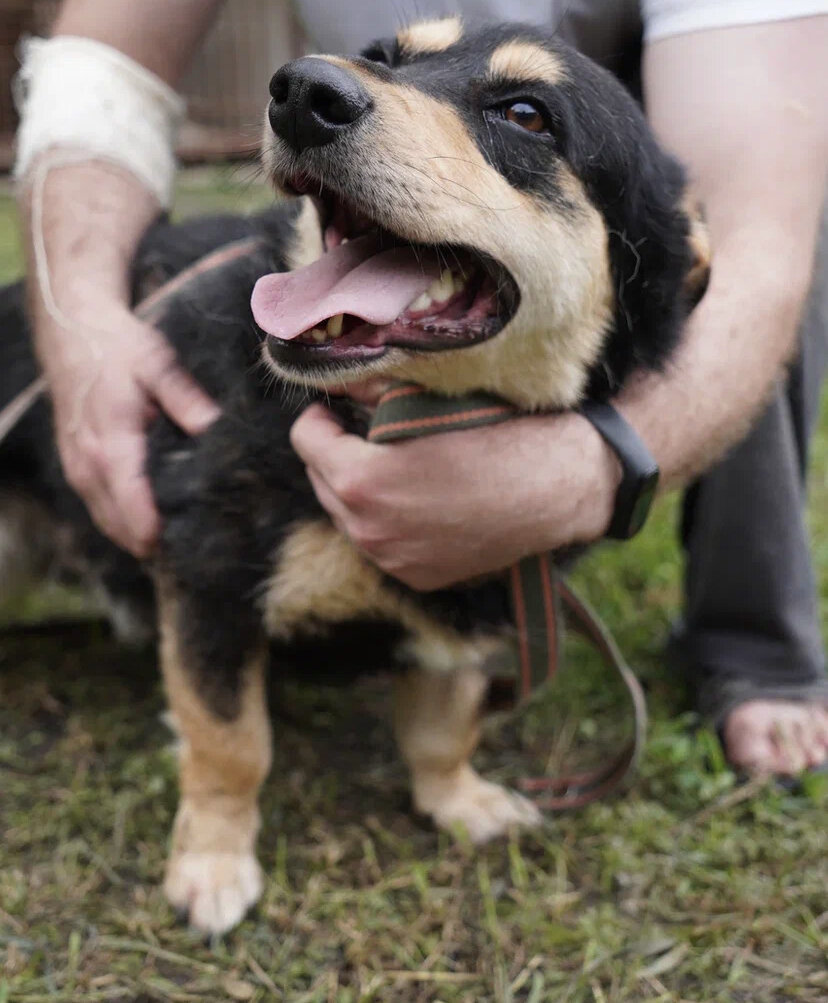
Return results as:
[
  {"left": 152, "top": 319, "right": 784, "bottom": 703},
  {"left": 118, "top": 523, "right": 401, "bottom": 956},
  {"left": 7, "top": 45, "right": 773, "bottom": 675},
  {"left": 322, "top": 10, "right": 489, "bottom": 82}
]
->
[{"left": 268, "top": 58, "right": 372, "bottom": 152}]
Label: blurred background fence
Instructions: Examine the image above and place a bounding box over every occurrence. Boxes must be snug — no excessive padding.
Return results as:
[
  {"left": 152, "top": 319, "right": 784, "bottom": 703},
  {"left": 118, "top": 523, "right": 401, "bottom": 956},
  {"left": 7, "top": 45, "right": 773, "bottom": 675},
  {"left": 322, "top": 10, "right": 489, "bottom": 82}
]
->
[{"left": 0, "top": 0, "right": 305, "bottom": 169}]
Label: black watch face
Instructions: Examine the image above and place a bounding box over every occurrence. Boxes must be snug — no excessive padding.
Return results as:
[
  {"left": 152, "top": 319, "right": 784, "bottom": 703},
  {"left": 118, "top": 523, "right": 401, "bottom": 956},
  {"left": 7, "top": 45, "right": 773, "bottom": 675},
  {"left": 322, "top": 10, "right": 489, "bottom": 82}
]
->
[{"left": 628, "top": 470, "right": 660, "bottom": 537}]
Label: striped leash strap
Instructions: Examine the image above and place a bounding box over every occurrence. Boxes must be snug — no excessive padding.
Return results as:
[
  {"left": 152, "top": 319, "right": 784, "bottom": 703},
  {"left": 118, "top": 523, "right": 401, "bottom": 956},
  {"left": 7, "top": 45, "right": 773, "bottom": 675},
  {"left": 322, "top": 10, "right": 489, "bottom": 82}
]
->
[
  {"left": 0, "top": 375, "right": 47, "bottom": 448},
  {"left": 368, "top": 381, "right": 647, "bottom": 809}
]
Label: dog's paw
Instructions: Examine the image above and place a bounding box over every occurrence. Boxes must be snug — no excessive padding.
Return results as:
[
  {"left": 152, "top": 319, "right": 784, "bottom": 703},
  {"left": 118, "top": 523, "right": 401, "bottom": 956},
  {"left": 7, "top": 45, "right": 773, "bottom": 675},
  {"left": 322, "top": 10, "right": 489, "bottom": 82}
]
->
[
  {"left": 414, "top": 765, "right": 542, "bottom": 843},
  {"left": 164, "top": 850, "right": 263, "bottom": 935}
]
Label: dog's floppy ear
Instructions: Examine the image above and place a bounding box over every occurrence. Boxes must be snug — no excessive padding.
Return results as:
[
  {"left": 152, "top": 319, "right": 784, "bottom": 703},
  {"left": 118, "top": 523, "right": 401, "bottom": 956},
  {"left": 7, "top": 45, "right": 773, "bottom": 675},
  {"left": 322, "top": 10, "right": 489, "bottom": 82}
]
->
[
  {"left": 360, "top": 36, "right": 399, "bottom": 67},
  {"left": 682, "top": 196, "right": 712, "bottom": 311}
]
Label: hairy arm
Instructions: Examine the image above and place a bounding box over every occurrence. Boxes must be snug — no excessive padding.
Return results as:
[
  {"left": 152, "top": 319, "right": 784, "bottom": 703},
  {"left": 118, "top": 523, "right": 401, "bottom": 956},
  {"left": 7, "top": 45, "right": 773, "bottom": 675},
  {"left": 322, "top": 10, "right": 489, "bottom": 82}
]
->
[
  {"left": 291, "top": 16, "right": 828, "bottom": 589},
  {"left": 52, "top": 0, "right": 223, "bottom": 81},
  {"left": 624, "top": 16, "right": 828, "bottom": 487},
  {"left": 18, "top": 0, "right": 223, "bottom": 555}
]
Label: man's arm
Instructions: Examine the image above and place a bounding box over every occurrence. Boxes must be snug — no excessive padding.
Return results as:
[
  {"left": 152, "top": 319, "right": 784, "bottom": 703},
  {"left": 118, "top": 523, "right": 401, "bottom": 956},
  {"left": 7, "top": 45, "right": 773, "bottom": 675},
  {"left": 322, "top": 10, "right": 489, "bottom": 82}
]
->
[
  {"left": 622, "top": 16, "right": 828, "bottom": 487},
  {"left": 51, "top": 0, "right": 223, "bottom": 81},
  {"left": 290, "top": 16, "right": 828, "bottom": 590},
  {"left": 19, "top": 0, "right": 223, "bottom": 555}
]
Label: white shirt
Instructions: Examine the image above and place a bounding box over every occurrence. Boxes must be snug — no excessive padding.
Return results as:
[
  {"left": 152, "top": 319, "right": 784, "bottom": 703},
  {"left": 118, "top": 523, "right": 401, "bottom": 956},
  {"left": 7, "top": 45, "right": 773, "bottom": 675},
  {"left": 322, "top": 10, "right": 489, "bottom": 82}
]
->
[{"left": 643, "top": 0, "right": 828, "bottom": 41}]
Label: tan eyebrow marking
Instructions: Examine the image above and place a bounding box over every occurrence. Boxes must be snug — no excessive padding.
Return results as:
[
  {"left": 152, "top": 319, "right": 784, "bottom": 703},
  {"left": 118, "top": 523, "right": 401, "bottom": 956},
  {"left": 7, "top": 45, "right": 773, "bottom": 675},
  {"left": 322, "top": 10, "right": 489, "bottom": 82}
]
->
[
  {"left": 487, "top": 41, "right": 565, "bottom": 85},
  {"left": 397, "top": 17, "right": 463, "bottom": 56}
]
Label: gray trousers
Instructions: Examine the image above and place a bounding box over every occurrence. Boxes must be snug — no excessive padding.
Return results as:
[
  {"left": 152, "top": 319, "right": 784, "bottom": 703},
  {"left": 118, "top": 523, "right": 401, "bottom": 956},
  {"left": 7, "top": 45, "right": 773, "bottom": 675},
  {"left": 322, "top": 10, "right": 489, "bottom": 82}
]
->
[{"left": 676, "top": 205, "right": 828, "bottom": 723}]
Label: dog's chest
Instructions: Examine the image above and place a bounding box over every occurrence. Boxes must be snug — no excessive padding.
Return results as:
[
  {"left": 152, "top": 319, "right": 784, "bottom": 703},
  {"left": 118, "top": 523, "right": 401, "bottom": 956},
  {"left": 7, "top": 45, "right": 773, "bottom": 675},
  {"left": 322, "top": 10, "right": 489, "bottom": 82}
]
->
[{"left": 262, "top": 519, "right": 509, "bottom": 675}]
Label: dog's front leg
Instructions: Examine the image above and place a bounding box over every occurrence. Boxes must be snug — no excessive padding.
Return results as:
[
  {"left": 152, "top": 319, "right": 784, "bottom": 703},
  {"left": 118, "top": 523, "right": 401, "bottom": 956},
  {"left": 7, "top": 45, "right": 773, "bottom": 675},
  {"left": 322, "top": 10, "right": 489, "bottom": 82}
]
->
[
  {"left": 156, "top": 576, "right": 271, "bottom": 934},
  {"left": 394, "top": 664, "right": 541, "bottom": 843}
]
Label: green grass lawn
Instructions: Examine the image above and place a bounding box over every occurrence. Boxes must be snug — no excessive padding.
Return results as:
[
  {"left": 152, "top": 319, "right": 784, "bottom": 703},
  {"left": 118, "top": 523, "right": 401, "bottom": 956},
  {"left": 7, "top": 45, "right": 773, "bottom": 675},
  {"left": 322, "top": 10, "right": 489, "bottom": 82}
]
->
[{"left": 1, "top": 171, "right": 826, "bottom": 1003}]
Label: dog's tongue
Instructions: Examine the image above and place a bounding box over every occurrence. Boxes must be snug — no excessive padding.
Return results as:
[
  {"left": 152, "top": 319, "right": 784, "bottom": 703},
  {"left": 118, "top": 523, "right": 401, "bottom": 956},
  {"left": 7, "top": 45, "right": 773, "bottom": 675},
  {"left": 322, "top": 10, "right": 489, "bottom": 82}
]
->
[{"left": 251, "top": 235, "right": 442, "bottom": 339}]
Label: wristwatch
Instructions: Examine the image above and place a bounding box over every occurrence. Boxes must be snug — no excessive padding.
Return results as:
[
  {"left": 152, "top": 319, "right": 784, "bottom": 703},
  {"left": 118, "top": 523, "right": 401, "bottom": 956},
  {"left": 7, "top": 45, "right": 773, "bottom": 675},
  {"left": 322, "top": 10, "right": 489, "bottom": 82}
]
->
[{"left": 577, "top": 400, "right": 660, "bottom": 540}]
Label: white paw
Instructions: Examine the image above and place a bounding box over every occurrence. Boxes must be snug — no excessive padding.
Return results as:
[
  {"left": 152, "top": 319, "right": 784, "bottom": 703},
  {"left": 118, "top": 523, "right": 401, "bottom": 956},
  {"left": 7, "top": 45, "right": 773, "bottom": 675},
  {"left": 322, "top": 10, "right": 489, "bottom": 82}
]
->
[
  {"left": 415, "top": 767, "right": 542, "bottom": 843},
  {"left": 164, "top": 851, "right": 263, "bottom": 935}
]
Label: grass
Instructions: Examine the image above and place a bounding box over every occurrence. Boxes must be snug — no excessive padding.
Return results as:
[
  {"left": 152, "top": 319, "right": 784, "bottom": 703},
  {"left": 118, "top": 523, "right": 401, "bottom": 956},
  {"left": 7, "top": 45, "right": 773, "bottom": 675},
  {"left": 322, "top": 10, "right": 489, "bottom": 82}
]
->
[{"left": 1, "top": 168, "right": 827, "bottom": 1002}]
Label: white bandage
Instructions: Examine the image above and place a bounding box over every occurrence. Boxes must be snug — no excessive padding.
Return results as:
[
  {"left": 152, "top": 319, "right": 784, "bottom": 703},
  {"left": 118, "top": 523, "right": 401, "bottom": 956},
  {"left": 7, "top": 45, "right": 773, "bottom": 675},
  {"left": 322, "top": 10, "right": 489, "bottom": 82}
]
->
[{"left": 13, "top": 35, "right": 186, "bottom": 209}]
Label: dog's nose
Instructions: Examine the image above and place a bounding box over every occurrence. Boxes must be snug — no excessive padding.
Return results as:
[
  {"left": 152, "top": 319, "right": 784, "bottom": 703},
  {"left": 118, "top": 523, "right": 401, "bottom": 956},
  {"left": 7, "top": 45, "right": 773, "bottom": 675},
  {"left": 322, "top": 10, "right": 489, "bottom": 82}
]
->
[{"left": 268, "top": 57, "right": 372, "bottom": 152}]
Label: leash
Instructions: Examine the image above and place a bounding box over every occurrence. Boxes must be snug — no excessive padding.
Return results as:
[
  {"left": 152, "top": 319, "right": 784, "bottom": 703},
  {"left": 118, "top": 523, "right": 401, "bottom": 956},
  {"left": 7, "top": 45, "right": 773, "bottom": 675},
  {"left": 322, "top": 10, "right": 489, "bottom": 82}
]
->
[
  {"left": 0, "top": 375, "right": 47, "bottom": 449},
  {"left": 368, "top": 381, "right": 647, "bottom": 809}
]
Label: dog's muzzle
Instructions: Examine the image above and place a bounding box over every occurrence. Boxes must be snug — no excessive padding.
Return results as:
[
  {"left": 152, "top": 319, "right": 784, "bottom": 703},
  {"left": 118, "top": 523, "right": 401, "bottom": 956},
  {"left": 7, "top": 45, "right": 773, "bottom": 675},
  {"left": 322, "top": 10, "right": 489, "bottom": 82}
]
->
[{"left": 268, "top": 57, "right": 372, "bottom": 152}]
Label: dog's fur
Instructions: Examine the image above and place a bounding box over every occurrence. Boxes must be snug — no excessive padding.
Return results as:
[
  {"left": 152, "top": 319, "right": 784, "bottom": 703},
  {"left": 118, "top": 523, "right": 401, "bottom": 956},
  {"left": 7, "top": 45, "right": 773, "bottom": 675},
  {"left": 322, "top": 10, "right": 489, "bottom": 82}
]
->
[{"left": 0, "top": 21, "right": 709, "bottom": 933}]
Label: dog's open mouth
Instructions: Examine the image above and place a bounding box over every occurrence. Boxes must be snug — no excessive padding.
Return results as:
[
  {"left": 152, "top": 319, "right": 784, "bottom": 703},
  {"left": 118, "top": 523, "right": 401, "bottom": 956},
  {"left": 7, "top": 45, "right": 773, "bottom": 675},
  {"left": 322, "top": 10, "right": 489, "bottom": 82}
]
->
[{"left": 252, "top": 176, "right": 519, "bottom": 369}]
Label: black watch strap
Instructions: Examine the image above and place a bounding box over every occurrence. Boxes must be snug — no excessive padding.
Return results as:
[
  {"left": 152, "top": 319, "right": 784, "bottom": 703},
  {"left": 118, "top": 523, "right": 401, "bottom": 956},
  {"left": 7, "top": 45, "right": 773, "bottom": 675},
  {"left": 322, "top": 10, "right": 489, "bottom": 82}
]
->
[{"left": 578, "top": 400, "right": 660, "bottom": 540}]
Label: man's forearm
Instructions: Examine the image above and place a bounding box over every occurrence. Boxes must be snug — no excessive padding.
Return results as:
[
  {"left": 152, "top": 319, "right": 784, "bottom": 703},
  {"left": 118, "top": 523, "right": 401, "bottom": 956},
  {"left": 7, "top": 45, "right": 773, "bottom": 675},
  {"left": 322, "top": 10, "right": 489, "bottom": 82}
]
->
[
  {"left": 625, "top": 18, "right": 828, "bottom": 490},
  {"left": 20, "top": 0, "right": 225, "bottom": 336},
  {"left": 21, "top": 161, "right": 159, "bottom": 356},
  {"left": 615, "top": 229, "right": 817, "bottom": 491},
  {"left": 53, "top": 0, "right": 223, "bottom": 85}
]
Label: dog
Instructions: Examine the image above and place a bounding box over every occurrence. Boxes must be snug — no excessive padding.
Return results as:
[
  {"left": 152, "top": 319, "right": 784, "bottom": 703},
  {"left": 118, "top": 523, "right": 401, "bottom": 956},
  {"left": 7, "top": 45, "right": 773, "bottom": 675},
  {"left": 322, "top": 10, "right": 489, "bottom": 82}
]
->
[{"left": 0, "top": 18, "right": 709, "bottom": 934}]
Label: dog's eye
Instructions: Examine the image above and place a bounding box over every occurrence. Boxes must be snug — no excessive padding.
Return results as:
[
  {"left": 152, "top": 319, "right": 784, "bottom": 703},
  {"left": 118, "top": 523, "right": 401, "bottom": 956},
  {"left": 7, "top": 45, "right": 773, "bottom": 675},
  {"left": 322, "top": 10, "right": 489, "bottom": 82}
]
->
[{"left": 504, "top": 101, "right": 548, "bottom": 134}]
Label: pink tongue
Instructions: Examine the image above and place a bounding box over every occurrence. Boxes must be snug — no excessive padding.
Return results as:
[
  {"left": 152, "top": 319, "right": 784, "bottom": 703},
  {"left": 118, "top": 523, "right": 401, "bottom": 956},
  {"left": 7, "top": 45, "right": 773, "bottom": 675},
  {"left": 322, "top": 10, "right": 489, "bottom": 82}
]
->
[{"left": 251, "top": 235, "right": 442, "bottom": 340}]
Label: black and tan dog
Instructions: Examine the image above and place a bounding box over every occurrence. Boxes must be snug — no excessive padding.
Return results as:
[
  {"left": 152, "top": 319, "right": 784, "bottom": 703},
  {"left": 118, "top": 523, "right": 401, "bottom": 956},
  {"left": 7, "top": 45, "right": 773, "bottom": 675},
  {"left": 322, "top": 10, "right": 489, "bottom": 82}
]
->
[{"left": 0, "top": 19, "right": 709, "bottom": 933}]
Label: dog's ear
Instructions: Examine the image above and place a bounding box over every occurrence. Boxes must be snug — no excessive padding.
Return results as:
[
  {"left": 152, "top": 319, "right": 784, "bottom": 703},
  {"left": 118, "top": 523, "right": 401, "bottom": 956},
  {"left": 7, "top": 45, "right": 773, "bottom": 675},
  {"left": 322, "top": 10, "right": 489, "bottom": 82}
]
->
[
  {"left": 682, "top": 196, "right": 711, "bottom": 311},
  {"left": 360, "top": 37, "right": 398, "bottom": 67}
]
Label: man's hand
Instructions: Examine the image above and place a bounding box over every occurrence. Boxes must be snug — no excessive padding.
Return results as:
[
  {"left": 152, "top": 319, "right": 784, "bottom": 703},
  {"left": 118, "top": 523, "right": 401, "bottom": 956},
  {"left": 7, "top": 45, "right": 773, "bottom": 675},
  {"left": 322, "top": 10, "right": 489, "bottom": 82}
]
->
[
  {"left": 39, "top": 302, "right": 219, "bottom": 557},
  {"left": 290, "top": 403, "right": 619, "bottom": 590},
  {"left": 20, "top": 157, "right": 221, "bottom": 560}
]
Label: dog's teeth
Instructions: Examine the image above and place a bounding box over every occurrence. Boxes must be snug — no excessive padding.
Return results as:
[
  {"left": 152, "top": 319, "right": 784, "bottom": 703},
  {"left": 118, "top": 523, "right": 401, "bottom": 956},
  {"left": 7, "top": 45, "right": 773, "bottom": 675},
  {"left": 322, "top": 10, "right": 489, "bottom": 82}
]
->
[
  {"left": 453, "top": 270, "right": 467, "bottom": 291},
  {"left": 424, "top": 269, "right": 457, "bottom": 306},
  {"left": 426, "top": 274, "right": 450, "bottom": 303},
  {"left": 437, "top": 269, "right": 455, "bottom": 302},
  {"left": 327, "top": 314, "right": 344, "bottom": 337},
  {"left": 408, "top": 292, "right": 433, "bottom": 312},
  {"left": 311, "top": 327, "right": 327, "bottom": 342}
]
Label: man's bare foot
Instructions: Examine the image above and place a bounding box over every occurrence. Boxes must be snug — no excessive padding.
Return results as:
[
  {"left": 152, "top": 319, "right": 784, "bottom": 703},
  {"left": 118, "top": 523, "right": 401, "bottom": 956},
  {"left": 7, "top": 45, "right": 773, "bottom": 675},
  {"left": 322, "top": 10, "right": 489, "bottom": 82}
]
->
[{"left": 722, "top": 699, "right": 828, "bottom": 776}]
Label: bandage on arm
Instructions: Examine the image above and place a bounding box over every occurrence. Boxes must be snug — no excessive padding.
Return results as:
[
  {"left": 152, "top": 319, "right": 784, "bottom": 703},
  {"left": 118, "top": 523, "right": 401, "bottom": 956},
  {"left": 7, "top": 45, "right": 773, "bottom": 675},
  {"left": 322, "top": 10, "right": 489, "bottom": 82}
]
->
[
  {"left": 15, "top": 36, "right": 185, "bottom": 210},
  {"left": 17, "top": 0, "right": 223, "bottom": 201},
  {"left": 15, "top": 0, "right": 224, "bottom": 332}
]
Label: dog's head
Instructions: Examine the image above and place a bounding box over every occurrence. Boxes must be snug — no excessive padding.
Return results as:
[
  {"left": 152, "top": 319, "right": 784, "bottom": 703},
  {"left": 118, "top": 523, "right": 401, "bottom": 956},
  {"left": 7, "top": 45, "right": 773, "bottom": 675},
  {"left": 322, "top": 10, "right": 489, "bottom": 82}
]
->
[{"left": 253, "top": 19, "right": 709, "bottom": 408}]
